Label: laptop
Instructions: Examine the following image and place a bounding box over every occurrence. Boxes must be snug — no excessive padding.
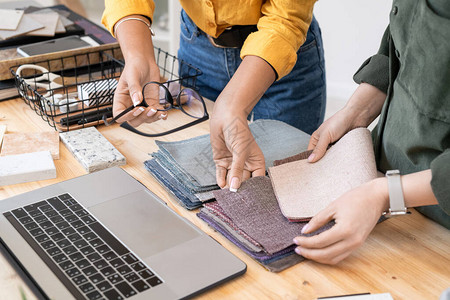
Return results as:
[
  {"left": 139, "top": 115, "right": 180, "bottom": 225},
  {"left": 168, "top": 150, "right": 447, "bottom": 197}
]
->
[{"left": 0, "top": 167, "right": 246, "bottom": 300}]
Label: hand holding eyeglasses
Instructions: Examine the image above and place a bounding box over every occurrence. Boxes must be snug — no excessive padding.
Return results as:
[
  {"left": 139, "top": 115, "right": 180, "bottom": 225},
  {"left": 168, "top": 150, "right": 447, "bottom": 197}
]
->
[{"left": 108, "top": 58, "right": 165, "bottom": 127}]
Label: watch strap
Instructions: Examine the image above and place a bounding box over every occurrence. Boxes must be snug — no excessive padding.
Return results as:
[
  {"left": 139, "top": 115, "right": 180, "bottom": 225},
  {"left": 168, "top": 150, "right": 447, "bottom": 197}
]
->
[{"left": 384, "top": 170, "right": 410, "bottom": 217}]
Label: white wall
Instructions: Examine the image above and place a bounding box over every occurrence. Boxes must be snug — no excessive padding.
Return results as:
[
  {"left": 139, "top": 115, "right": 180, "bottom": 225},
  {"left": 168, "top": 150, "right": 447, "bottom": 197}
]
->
[{"left": 314, "top": 0, "right": 392, "bottom": 103}]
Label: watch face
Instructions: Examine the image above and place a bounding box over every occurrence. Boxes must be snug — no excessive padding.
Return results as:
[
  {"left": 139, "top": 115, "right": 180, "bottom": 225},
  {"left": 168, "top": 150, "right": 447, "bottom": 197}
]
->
[
  {"left": 383, "top": 210, "right": 411, "bottom": 218},
  {"left": 386, "top": 170, "right": 400, "bottom": 176}
]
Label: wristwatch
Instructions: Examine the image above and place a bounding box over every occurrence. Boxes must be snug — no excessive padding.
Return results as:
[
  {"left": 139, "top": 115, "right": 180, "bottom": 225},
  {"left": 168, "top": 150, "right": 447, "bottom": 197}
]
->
[{"left": 383, "top": 170, "right": 410, "bottom": 217}]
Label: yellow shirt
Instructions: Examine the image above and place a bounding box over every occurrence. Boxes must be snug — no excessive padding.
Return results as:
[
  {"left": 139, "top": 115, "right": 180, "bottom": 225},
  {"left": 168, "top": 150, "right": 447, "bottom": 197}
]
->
[{"left": 102, "top": 0, "right": 316, "bottom": 79}]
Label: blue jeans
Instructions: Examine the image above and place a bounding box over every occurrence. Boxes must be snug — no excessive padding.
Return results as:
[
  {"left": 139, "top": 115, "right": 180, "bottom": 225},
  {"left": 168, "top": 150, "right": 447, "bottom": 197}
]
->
[{"left": 178, "top": 10, "right": 326, "bottom": 134}]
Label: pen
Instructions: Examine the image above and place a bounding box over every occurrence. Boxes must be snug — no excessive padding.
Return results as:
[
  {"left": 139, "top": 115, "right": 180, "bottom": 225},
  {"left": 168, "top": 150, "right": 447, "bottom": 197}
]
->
[
  {"left": 60, "top": 107, "right": 112, "bottom": 126},
  {"left": 318, "top": 293, "right": 371, "bottom": 299},
  {"left": 78, "top": 110, "right": 113, "bottom": 125}
]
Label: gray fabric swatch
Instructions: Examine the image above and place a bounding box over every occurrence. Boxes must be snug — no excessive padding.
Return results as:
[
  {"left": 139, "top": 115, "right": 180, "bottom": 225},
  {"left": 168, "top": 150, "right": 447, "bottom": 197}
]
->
[
  {"left": 262, "top": 252, "right": 305, "bottom": 273},
  {"left": 213, "top": 176, "right": 334, "bottom": 255},
  {"left": 201, "top": 209, "right": 263, "bottom": 252},
  {"left": 198, "top": 209, "right": 303, "bottom": 272},
  {"left": 152, "top": 151, "right": 216, "bottom": 193},
  {"left": 195, "top": 190, "right": 216, "bottom": 202},
  {"left": 156, "top": 119, "right": 311, "bottom": 187},
  {"left": 144, "top": 159, "right": 202, "bottom": 210}
]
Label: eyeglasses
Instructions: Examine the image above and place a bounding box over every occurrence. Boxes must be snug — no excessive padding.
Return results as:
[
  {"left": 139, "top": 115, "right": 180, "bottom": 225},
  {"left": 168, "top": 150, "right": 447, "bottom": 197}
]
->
[{"left": 103, "top": 81, "right": 209, "bottom": 137}]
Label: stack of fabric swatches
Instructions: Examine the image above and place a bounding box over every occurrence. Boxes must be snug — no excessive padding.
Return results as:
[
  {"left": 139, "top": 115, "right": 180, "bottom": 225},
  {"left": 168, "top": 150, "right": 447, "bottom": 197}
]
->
[
  {"left": 144, "top": 119, "right": 311, "bottom": 209},
  {"left": 198, "top": 176, "right": 334, "bottom": 272}
]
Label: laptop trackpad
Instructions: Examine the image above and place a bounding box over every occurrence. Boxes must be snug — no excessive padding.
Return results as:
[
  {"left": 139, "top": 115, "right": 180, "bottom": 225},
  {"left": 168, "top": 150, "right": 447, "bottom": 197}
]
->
[{"left": 88, "top": 189, "right": 200, "bottom": 258}]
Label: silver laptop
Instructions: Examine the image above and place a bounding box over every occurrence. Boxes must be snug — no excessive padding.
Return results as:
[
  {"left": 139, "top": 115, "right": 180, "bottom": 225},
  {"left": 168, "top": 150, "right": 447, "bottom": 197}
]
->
[{"left": 0, "top": 167, "right": 246, "bottom": 300}]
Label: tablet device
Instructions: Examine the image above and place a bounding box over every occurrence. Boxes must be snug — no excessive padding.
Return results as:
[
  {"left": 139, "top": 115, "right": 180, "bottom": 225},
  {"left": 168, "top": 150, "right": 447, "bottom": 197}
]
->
[{"left": 17, "top": 35, "right": 99, "bottom": 57}]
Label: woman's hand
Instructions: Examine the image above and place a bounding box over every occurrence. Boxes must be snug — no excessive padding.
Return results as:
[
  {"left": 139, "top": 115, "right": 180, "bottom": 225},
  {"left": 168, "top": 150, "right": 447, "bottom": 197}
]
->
[
  {"left": 112, "top": 57, "right": 164, "bottom": 127},
  {"left": 210, "top": 109, "right": 265, "bottom": 191},
  {"left": 209, "top": 55, "right": 275, "bottom": 190},
  {"left": 293, "top": 178, "right": 389, "bottom": 265},
  {"left": 308, "top": 83, "right": 387, "bottom": 162},
  {"left": 113, "top": 15, "right": 166, "bottom": 127},
  {"left": 307, "top": 107, "right": 357, "bottom": 162}
]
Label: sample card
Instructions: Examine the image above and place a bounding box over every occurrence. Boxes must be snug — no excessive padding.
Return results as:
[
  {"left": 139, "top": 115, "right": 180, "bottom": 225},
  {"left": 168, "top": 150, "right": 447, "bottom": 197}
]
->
[
  {"left": 26, "top": 12, "right": 59, "bottom": 36},
  {"left": 0, "top": 9, "right": 24, "bottom": 30},
  {"left": 0, "top": 14, "right": 43, "bottom": 40}
]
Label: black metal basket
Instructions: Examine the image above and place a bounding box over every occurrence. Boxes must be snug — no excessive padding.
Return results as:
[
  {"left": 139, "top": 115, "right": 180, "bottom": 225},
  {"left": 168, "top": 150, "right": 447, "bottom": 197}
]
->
[{"left": 10, "top": 46, "right": 202, "bottom": 131}]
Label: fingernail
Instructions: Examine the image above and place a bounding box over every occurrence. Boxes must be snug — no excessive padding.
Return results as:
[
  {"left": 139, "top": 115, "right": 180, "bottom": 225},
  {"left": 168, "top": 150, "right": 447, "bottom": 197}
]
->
[
  {"left": 295, "top": 247, "right": 301, "bottom": 255},
  {"left": 229, "top": 177, "right": 240, "bottom": 193},
  {"left": 147, "top": 108, "right": 157, "bottom": 117},
  {"left": 307, "top": 153, "right": 315, "bottom": 162},
  {"left": 301, "top": 224, "right": 309, "bottom": 234},
  {"left": 293, "top": 237, "right": 299, "bottom": 245},
  {"left": 133, "top": 107, "right": 144, "bottom": 116},
  {"left": 158, "top": 113, "right": 167, "bottom": 119},
  {"left": 132, "top": 93, "right": 140, "bottom": 106}
]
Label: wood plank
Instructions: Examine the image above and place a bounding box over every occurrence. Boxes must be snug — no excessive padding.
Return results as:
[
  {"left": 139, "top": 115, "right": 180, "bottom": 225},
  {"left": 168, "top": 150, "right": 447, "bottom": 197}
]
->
[{"left": 0, "top": 98, "right": 449, "bottom": 300}]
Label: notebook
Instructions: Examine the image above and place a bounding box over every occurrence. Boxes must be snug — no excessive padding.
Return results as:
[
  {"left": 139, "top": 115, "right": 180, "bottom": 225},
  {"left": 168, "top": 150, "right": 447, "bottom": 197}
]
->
[
  {"left": 0, "top": 167, "right": 246, "bottom": 299},
  {"left": 268, "top": 128, "right": 378, "bottom": 222}
]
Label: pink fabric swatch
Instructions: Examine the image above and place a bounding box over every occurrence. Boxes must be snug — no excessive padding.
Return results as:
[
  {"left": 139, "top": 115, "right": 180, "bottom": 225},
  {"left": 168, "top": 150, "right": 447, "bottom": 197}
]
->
[{"left": 268, "top": 128, "right": 377, "bottom": 221}]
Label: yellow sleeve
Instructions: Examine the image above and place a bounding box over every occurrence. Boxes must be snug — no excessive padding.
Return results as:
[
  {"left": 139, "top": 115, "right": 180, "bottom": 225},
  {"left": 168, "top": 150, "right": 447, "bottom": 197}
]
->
[
  {"left": 240, "top": 0, "right": 316, "bottom": 79},
  {"left": 102, "top": 0, "right": 155, "bottom": 37}
]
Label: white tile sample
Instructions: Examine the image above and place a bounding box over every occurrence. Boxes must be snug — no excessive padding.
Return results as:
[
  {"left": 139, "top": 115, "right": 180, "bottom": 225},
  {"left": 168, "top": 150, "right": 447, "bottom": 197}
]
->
[
  {"left": 59, "top": 127, "right": 126, "bottom": 173},
  {"left": 0, "top": 151, "right": 56, "bottom": 186}
]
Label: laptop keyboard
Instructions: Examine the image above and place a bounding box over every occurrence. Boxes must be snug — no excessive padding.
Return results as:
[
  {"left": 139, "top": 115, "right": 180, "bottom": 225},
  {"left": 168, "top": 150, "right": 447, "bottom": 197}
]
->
[{"left": 3, "top": 193, "right": 163, "bottom": 300}]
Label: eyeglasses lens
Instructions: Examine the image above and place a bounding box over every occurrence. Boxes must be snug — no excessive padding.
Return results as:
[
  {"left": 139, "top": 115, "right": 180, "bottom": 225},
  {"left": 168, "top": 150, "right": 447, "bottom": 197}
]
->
[{"left": 178, "top": 88, "right": 205, "bottom": 119}]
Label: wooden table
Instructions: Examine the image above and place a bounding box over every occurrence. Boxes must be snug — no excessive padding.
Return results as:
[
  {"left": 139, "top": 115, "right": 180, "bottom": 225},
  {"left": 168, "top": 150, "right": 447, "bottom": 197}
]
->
[{"left": 0, "top": 98, "right": 449, "bottom": 300}]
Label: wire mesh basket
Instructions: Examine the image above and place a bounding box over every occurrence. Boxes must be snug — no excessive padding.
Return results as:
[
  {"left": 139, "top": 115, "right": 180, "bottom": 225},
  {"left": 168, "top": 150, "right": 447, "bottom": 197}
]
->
[{"left": 10, "top": 46, "right": 202, "bottom": 132}]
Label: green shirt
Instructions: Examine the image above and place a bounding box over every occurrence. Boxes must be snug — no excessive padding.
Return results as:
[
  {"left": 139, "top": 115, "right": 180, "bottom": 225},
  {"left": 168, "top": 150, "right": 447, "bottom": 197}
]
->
[{"left": 353, "top": 0, "right": 450, "bottom": 229}]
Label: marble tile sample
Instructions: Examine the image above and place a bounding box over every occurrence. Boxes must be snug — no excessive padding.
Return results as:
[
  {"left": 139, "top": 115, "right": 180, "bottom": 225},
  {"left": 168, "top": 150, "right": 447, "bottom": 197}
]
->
[
  {"left": 59, "top": 127, "right": 126, "bottom": 173},
  {"left": 1, "top": 131, "right": 60, "bottom": 159},
  {"left": 0, "top": 151, "right": 56, "bottom": 186}
]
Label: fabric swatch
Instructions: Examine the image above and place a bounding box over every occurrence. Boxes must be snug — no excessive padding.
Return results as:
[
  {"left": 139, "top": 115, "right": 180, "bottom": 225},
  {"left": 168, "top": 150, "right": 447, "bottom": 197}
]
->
[
  {"left": 144, "top": 159, "right": 201, "bottom": 210},
  {"left": 200, "top": 209, "right": 263, "bottom": 252},
  {"left": 204, "top": 201, "right": 261, "bottom": 248},
  {"left": 213, "top": 176, "right": 334, "bottom": 254},
  {"left": 268, "top": 128, "right": 377, "bottom": 221},
  {"left": 194, "top": 190, "right": 216, "bottom": 202},
  {"left": 1, "top": 131, "right": 59, "bottom": 159},
  {"left": 198, "top": 209, "right": 304, "bottom": 272},
  {"left": 151, "top": 151, "right": 216, "bottom": 193},
  {"left": 273, "top": 149, "right": 313, "bottom": 166},
  {"left": 155, "top": 119, "right": 311, "bottom": 187},
  {"left": 197, "top": 209, "right": 295, "bottom": 260},
  {"left": 144, "top": 119, "right": 311, "bottom": 209}
]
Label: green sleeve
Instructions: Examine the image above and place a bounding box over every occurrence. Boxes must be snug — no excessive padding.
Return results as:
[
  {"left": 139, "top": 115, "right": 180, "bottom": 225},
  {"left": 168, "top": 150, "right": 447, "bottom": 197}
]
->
[
  {"left": 430, "top": 149, "right": 450, "bottom": 216},
  {"left": 428, "top": 0, "right": 450, "bottom": 19},
  {"left": 353, "top": 26, "right": 390, "bottom": 94}
]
